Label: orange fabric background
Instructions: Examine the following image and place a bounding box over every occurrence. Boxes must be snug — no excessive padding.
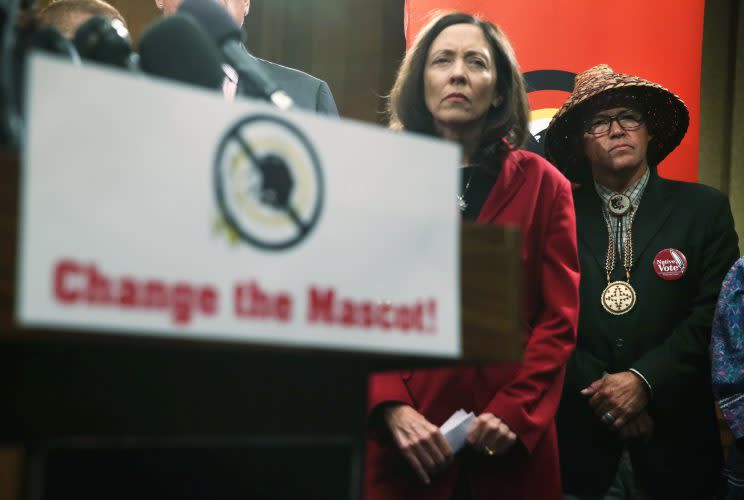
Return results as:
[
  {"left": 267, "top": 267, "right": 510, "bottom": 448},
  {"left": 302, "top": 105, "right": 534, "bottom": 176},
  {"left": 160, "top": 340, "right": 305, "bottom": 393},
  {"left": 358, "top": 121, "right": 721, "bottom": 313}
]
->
[{"left": 404, "top": 0, "right": 705, "bottom": 182}]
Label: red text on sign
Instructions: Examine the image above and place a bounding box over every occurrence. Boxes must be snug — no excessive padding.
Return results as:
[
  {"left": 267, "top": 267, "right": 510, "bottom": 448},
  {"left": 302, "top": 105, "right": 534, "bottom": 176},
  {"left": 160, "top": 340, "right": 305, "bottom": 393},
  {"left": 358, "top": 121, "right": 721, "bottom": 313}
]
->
[
  {"left": 53, "top": 259, "right": 218, "bottom": 325},
  {"left": 307, "top": 286, "right": 437, "bottom": 334},
  {"left": 234, "top": 280, "right": 292, "bottom": 322}
]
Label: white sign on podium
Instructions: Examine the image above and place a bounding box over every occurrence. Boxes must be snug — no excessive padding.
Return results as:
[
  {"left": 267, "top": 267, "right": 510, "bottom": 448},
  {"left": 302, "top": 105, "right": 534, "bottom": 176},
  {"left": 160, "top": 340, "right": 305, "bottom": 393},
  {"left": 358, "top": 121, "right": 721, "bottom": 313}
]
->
[{"left": 18, "top": 54, "right": 461, "bottom": 357}]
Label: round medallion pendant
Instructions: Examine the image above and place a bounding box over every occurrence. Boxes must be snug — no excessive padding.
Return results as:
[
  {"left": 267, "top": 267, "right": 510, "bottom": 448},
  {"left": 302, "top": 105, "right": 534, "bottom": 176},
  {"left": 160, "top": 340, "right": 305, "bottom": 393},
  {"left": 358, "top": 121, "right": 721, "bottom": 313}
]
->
[
  {"left": 601, "top": 281, "right": 636, "bottom": 315},
  {"left": 607, "top": 194, "right": 631, "bottom": 216}
]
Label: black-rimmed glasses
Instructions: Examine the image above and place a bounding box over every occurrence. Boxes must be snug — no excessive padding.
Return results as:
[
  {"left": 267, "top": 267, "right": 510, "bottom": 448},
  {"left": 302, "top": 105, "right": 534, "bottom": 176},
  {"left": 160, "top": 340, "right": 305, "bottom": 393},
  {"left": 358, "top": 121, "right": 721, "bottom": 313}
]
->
[{"left": 584, "top": 110, "right": 644, "bottom": 136}]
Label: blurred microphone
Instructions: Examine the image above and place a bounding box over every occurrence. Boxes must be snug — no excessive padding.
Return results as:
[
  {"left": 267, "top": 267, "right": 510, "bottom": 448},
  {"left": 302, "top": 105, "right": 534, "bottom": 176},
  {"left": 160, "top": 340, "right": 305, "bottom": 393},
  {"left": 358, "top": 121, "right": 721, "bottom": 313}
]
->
[
  {"left": 30, "top": 25, "right": 80, "bottom": 62},
  {"left": 74, "top": 15, "right": 137, "bottom": 70},
  {"left": 1, "top": 17, "right": 81, "bottom": 148},
  {"left": 177, "top": 0, "right": 293, "bottom": 110},
  {"left": 0, "top": 0, "right": 21, "bottom": 148},
  {"left": 139, "top": 13, "right": 224, "bottom": 91}
]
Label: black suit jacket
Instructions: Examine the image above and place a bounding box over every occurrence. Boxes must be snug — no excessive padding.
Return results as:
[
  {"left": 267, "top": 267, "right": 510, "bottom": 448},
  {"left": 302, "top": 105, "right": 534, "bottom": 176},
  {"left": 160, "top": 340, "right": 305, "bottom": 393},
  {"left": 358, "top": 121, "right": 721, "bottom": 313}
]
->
[
  {"left": 237, "top": 50, "right": 338, "bottom": 116},
  {"left": 557, "top": 170, "right": 740, "bottom": 499}
]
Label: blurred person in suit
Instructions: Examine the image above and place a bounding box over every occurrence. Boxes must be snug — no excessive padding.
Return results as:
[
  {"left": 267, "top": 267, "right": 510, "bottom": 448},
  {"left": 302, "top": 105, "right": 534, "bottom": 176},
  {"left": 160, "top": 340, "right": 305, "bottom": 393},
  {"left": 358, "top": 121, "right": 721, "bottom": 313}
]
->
[{"left": 154, "top": 0, "right": 337, "bottom": 115}]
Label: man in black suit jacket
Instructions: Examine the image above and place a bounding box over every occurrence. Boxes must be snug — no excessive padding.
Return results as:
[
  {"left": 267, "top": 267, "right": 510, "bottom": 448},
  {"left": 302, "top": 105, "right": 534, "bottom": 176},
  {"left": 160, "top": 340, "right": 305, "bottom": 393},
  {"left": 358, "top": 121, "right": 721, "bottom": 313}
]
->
[
  {"left": 154, "top": 0, "right": 338, "bottom": 115},
  {"left": 545, "top": 65, "right": 739, "bottom": 499}
]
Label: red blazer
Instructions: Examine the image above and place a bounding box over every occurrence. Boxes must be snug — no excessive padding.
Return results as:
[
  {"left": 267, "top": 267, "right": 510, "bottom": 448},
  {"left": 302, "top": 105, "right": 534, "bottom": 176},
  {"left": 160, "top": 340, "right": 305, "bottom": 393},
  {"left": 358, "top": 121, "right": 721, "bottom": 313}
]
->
[{"left": 365, "top": 149, "right": 580, "bottom": 500}]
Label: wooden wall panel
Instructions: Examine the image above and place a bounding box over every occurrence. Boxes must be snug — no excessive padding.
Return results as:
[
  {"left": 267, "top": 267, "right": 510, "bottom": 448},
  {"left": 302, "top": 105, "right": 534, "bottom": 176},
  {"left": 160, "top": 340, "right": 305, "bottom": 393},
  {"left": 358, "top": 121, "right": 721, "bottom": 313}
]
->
[
  {"left": 244, "top": 0, "right": 405, "bottom": 123},
  {"left": 699, "top": 0, "right": 743, "bottom": 238}
]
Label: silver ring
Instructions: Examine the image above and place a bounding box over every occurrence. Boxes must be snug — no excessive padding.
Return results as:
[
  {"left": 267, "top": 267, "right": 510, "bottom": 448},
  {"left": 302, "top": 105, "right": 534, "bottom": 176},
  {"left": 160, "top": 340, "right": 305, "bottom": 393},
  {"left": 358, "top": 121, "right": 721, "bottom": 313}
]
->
[{"left": 603, "top": 411, "right": 615, "bottom": 423}]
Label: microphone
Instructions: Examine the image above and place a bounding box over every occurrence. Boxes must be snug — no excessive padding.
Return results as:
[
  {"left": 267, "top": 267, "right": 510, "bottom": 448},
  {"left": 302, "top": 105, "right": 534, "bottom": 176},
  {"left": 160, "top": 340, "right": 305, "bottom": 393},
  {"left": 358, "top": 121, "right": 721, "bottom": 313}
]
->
[
  {"left": 138, "top": 13, "right": 225, "bottom": 91},
  {"left": 30, "top": 25, "right": 80, "bottom": 62},
  {"left": 74, "top": 15, "right": 137, "bottom": 70},
  {"left": 1, "top": 17, "right": 82, "bottom": 149},
  {"left": 0, "top": 0, "right": 21, "bottom": 148},
  {"left": 177, "top": 0, "right": 293, "bottom": 110}
]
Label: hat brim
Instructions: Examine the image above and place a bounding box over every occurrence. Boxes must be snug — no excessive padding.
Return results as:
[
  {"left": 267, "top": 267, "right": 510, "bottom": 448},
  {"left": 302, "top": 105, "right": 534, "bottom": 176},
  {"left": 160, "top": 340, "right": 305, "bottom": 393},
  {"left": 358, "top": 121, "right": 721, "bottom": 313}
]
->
[{"left": 545, "top": 84, "right": 689, "bottom": 181}]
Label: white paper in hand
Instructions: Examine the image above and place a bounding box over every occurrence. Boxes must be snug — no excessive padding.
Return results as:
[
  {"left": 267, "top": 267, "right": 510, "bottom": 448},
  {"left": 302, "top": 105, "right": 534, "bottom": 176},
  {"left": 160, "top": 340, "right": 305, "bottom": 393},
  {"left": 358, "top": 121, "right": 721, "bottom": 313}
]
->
[{"left": 440, "top": 409, "right": 475, "bottom": 453}]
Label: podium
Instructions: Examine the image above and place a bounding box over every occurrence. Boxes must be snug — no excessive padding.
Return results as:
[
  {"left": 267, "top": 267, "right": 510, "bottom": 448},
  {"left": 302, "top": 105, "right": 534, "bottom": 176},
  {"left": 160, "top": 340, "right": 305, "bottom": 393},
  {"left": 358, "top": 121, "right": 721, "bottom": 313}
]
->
[
  {"left": 0, "top": 154, "right": 522, "bottom": 499},
  {"left": 0, "top": 56, "right": 523, "bottom": 500}
]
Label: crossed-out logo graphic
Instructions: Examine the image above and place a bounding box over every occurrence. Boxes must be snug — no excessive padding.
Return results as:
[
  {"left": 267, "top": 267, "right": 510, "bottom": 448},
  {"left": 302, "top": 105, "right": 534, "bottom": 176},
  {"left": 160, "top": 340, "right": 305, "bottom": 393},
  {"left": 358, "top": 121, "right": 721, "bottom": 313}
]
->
[
  {"left": 214, "top": 115, "right": 324, "bottom": 250},
  {"left": 523, "top": 69, "right": 576, "bottom": 158}
]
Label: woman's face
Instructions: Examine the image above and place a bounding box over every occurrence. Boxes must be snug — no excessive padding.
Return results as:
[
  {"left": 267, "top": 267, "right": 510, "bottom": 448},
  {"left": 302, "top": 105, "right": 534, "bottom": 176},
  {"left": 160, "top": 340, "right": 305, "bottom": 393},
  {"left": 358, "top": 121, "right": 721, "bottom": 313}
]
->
[{"left": 423, "top": 23, "right": 500, "bottom": 134}]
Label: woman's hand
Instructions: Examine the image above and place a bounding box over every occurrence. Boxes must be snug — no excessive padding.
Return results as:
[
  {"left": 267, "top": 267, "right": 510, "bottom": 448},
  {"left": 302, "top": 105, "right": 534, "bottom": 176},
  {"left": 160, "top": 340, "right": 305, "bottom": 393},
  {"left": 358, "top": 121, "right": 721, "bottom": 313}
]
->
[
  {"left": 382, "top": 404, "right": 454, "bottom": 485},
  {"left": 466, "top": 412, "right": 517, "bottom": 456}
]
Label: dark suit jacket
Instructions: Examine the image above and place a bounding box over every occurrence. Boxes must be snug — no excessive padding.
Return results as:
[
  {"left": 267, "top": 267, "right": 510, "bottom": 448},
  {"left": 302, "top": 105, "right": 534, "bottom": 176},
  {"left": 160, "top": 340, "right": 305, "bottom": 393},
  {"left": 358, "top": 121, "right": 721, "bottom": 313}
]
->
[
  {"left": 237, "top": 50, "right": 338, "bottom": 116},
  {"left": 557, "top": 170, "right": 740, "bottom": 499},
  {"left": 366, "top": 150, "right": 580, "bottom": 500}
]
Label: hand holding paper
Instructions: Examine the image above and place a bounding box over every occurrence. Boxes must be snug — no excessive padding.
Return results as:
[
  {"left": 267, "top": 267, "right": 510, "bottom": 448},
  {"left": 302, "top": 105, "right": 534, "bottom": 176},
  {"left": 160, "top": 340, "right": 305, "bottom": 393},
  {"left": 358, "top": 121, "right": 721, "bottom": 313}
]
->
[
  {"left": 383, "top": 404, "right": 454, "bottom": 485},
  {"left": 439, "top": 409, "right": 476, "bottom": 453},
  {"left": 466, "top": 412, "right": 517, "bottom": 456}
]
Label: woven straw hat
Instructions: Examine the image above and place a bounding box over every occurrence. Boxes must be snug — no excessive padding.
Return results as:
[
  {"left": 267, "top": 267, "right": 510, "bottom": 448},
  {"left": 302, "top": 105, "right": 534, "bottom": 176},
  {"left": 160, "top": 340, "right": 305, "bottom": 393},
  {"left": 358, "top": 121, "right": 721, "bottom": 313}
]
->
[{"left": 544, "top": 64, "right": 689, "bottom": 181}]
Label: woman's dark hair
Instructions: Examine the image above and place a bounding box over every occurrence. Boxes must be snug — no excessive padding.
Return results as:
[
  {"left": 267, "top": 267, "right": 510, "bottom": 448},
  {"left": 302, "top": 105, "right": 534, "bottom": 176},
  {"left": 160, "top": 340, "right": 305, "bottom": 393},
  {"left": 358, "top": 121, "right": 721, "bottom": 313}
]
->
[{"left": 388, "top": 11, "right": 529, "bottom": 162}]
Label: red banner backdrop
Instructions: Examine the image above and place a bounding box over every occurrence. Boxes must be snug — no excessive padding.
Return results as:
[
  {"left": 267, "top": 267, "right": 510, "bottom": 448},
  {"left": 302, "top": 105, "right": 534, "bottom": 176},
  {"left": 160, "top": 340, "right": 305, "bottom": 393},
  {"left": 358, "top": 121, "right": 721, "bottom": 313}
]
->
[{"left": 404, "top": 0, "right": 705, "bottom": 182}]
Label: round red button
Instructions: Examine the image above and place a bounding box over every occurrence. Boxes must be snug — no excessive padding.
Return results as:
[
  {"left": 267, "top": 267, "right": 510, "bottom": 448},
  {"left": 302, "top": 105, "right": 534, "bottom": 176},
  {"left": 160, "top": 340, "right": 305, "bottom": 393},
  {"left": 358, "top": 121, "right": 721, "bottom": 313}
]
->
[{"left": 653, "top": 248, "right": 687, "bottom": 281}]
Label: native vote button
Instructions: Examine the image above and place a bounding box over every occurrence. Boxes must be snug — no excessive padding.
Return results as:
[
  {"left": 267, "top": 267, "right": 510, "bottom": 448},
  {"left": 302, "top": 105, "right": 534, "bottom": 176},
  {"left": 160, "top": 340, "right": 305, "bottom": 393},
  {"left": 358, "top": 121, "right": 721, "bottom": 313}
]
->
[{"left": 653, "top": 248, "right": 687, "bottom": 281}]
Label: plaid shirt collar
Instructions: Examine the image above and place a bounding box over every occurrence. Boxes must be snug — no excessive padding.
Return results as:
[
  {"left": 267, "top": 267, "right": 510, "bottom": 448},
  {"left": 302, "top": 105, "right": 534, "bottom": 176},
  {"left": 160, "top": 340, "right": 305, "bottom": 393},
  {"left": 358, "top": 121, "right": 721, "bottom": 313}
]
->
[{"left": 594, "top": 167, "right": 651, "bottom": 212}]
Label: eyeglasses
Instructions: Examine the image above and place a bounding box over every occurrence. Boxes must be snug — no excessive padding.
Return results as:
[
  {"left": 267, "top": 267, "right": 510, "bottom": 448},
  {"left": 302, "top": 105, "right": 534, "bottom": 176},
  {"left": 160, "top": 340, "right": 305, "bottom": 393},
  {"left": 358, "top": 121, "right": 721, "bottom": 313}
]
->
[{"left": 584, "top": 110, "right": 644, "bottom": 136}]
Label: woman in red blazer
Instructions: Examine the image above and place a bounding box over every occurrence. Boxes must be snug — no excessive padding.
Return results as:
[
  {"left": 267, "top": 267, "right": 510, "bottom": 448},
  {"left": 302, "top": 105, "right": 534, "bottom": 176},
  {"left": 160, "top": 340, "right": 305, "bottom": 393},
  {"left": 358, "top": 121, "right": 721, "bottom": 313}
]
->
[{"left": 365, "top": 12, "right": 580, "bottom": 500}]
